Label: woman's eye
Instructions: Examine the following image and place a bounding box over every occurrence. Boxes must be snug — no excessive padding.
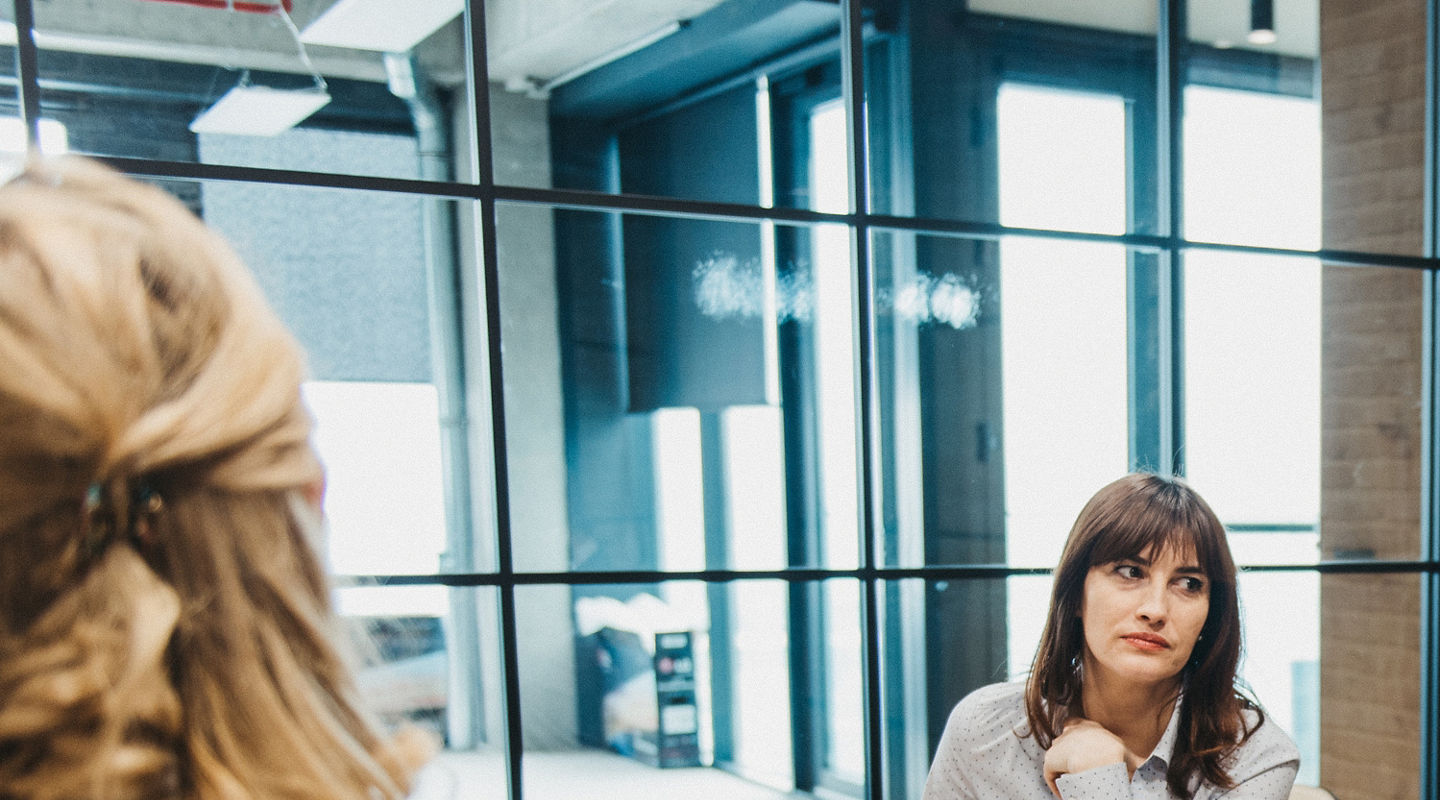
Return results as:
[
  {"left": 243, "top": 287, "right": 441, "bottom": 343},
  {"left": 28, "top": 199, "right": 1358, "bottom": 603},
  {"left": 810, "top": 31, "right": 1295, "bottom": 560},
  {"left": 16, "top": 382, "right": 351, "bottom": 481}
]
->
[
  {"left": 1114, "top": 564, "right": 1142, "bottom": 579},
  {"left": 1179, "top": 577, "right": 1205, "bottom": 593}
]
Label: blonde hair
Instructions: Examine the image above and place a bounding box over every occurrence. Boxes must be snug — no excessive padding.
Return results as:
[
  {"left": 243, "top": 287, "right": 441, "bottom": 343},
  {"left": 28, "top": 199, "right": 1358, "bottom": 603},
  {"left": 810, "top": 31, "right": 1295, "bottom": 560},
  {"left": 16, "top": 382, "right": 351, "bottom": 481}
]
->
[{"left": 0, "top": 158, "right": 429, "bottom": 799}]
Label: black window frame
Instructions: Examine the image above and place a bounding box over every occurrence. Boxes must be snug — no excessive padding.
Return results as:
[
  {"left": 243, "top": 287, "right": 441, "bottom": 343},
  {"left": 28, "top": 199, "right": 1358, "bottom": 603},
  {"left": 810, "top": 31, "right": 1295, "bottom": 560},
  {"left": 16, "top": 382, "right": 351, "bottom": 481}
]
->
[{"left": 7, "top": 1, "right": 1438, "bottom": 799}]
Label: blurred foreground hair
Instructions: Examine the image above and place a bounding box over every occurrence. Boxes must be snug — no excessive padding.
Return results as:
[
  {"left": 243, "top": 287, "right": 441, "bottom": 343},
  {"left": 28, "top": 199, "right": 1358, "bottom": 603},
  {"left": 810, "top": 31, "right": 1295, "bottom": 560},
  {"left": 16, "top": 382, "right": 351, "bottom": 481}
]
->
[{"left": 0, "top": 158, "right": 429, "bottom": 800}]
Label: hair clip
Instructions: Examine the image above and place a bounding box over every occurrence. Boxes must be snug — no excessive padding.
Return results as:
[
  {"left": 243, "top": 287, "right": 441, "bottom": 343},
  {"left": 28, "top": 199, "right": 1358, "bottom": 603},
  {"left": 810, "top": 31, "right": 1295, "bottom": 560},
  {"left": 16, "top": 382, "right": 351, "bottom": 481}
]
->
[
  {"left": 130, "top": 482, "right": 164, "bottom": 548},
  {"left": 80, "top": 480, "right": 166, "bottom": 556},
  {"left": 81, "top": 482, "right": 112, "bottom": 558}
]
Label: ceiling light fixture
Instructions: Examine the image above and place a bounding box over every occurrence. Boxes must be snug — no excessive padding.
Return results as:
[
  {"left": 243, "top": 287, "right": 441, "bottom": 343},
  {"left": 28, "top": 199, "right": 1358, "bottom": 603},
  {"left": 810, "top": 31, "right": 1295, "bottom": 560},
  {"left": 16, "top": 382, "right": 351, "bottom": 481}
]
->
[
  {"left": 1248, "top": 0, "right": 1277, "bottom": 45},
  {"left": 299, "top": 0, "right": 463, "bottom": 53},
  {"left": 189, "top": 80, "right": 332, "bottom": 136},
  {"left": 189, "top": 5, "right": 331, "bottom": 136}
]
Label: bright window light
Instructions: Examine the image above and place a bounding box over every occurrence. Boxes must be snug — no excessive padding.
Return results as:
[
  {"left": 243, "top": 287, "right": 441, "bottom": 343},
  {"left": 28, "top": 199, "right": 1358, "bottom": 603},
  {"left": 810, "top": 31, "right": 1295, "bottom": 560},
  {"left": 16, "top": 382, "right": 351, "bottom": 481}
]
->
[
  {"left": 0, "top": 118, "right": 69, "bottom": 181},
  {"left": 303, "top": 380, "right": 447, "bottom": 617},
  {"left": 997, "top": 83, "right": 1130, "bottom": 678}
]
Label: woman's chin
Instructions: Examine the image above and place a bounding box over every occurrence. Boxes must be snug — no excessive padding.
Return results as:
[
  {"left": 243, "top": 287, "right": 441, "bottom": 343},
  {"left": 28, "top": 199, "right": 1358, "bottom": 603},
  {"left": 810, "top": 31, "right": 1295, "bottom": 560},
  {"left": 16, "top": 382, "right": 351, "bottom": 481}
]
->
[{"left": 1096, "top": 654, "right": 1185, "bottom": 686}]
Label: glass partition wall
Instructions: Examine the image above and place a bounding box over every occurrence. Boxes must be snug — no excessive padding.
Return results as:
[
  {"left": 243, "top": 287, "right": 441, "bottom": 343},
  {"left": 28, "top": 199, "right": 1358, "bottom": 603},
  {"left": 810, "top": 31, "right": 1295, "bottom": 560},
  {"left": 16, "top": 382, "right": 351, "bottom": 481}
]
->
[{"left": 4, "top": 0, "right": 1438, "bottom": 798}]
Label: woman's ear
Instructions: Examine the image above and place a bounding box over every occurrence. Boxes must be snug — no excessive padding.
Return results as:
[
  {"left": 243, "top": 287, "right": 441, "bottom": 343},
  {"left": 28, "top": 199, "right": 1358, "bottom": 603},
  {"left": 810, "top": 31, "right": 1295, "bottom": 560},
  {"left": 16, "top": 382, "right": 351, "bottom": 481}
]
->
[{"left": 302, "top": 475, "right": 326, "bottom": 511}]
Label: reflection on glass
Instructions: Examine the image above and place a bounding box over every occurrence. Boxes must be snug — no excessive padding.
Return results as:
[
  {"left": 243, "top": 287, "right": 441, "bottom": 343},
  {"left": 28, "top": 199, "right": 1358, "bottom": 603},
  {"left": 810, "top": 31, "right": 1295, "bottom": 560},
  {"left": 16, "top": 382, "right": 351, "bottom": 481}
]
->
[
  {"left": 1184, "top": 0, "right": 1321, "bottom": 250},
  {"left": 1188, "top": 0, "right": 1316, "bottom": 54},
  {"left": 514, "top": 204, "right": 866, "bottom": 572},
  {"left": 0, "top": 117, "right": 66, "bottom": 180},
  {"left": 333, "top": 585, "right": 501, "bottom": 770},
  {"left": 178, "top": 179, "right": 455, "bottom": 577},
  {"left": 969, "top": 0, "right": 1157, "bottom": 35},
  {"left": 868, "top": 2, "right": 1153, "bottom": 230},
  {"left": 1004, "top": 574, "right": 1054, "bottom": 683},
  {"left": 198, "top": 126, "right": 417, "bottom": 176},
  {"left": 1185, "top": 253, "right": 1321, "bottom": 564},
  {"left": 999, "top": 83, "right": 1129, "bottom": 570},
  {"left": 722, "top": 406, "right": 787, "bottom": 572},
  {"left": 306, "top": 381, "right": 447, "bottom": 576},
  {"left": 526, "top": 0, "right": 842, "bottom": 206},
  {"left": 822, "top": 579, "right": 863, "bottom": 788},
  {"left": 1236, "top": 571, "right": 1320, "bottom": 784},
  {"left": 1183, "top": 85, "right": 1321, "bottom": 250},
  {"left": 810, "top": 99, "right": 860, "bottom": 574},
  {"left": 998, "top": 235, "right": 1128, "bottom": 570},
  {"left": 653, "top": 407, "right": 706, "bottom": 572},
  {"left": 519, "top": 580, "right": 818, "bottom": 800},
  {"left": 30, "top": 1, "right": 440, "bottom": 179},
  {"left": 724, "top": 579, "right": 791, "bottom": 789},
  {"left": 998, "top": 83, "right": 1126, "bottom": 234},
  {"left": 344, "top": 599, "right": 451, "bottom": 735}
]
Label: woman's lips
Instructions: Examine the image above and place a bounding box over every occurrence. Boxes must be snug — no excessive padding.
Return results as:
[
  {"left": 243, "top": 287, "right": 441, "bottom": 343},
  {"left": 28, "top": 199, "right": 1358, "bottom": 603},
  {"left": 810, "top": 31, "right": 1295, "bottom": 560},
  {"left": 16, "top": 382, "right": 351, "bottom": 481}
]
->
[{"left": 1122, "top": 633, "right": 1171, "bottom": 651}]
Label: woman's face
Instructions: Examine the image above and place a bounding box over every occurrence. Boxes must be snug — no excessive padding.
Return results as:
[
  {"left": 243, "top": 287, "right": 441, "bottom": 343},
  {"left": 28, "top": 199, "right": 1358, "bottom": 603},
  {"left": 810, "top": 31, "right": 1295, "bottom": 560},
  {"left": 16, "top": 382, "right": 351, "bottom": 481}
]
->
[{"left": 1079, "top": 542, "right": 1210, "bottom": 689}]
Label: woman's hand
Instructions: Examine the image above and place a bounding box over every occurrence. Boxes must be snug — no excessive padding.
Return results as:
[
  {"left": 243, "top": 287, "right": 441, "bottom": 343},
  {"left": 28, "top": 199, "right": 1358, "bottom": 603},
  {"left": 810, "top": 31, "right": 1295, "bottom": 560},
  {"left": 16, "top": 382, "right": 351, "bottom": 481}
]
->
[{"left": 1042, "top": 718, "right": 1130, "bottom": 798}]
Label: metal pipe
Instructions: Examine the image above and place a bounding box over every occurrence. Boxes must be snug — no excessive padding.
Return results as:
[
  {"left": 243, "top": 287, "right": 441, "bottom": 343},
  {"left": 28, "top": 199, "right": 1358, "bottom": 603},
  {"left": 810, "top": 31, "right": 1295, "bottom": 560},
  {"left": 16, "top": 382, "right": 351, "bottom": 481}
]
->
[{"left": 385, "top": 50, "right": 485, "bottom": 751}]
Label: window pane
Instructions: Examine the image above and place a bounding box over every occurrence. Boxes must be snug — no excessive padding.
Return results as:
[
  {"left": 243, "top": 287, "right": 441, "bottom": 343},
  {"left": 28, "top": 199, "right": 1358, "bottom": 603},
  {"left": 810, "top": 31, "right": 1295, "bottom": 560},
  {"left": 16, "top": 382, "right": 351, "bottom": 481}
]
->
[
  {"left": 870, "top": 232, "right": 1131, "bottom": 567},
  {"left": 197, "top": 182, "right": 435, "bottom": 383},
  {"left": 305, "top": 382, "right": 447, "bottom": 576},
  {"left": 508, "top": 204, "right": 860, "bottom": 571},
  {"left": 1183, "top": 85, "right": 1320, "bottom": 251},
  {"left": 519, "top": 580, "right": 797, "bottom": 798},
  {"left": 31, "top": 1, "right": 460, "bottom": 180},
  {"left": 0, "top": 117, "right": 66, "bottom": 178},
  {"left": 500, "top": 0, "right": 843, "bottom": 211},
  {"left": 1187, "top": 0, "right": 1426, "bottom": 257},
  {"left": 337, "top": 585, "right": 501, "bottom": 765},
  {"left": 883, "top": 576, "right": 1053, "bottom": 800},
  {"left": 820, "top": 578, "right": 864, "bottom": 789},
  {"left": 868, "top": 1, "right": 1153, "bottom": 233},
  {"left": 141, "top": 178, "right": 469, "bottom": 578},
  {"left": 999, "top": 237, "right": 1130, "bottom": 568},
  {"left": 998, "top": 83, "right": 1127, "bottom": 234},
  {"left": 1236, "top": 571, "right": 1320, "bottom": 784},
  {"left": 997, "top": 87, "right": 1130, "bottom": 554},
  {"left": 1183, "top": 251, "right": 1322, "bottom": 560}
]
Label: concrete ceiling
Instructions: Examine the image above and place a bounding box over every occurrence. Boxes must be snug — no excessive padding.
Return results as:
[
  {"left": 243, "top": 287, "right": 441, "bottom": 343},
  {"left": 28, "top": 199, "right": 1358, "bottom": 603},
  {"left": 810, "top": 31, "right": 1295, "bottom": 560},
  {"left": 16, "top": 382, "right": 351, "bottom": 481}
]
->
[
  {"left": 970, "top": 0, "right": 1318, "bottom": 58},
  {"left": 0, "top": 0, "right": 1319, "bottom": 92},
  {"left": 485, "top": 0, "right": 725, "bottom": 93},
  {"left": 0, "top": 0, "right": 724, "bottom": 89}
]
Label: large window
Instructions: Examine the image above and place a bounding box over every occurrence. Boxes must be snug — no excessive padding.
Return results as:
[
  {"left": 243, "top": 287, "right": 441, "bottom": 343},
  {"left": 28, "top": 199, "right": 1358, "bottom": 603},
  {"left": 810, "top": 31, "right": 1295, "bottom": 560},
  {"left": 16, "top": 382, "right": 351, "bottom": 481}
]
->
[{"left": 9, "top": 0, "right": 1437, "bottom": 798}]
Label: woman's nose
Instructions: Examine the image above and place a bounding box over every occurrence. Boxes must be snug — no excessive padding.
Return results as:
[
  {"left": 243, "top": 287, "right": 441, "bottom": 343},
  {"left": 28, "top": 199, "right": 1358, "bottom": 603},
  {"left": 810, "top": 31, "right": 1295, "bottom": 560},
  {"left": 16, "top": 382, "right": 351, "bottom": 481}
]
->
[{"left": 1135, "top": 585, "right": 1168, "bottom": 622}]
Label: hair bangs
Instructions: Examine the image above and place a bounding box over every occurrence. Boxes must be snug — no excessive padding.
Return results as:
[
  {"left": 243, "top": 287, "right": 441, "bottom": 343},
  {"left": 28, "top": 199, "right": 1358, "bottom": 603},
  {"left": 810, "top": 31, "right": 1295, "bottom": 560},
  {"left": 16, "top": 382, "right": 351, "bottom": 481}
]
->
[{"left": 1084, "top": 481, "right": 1229, "bottom": 583}]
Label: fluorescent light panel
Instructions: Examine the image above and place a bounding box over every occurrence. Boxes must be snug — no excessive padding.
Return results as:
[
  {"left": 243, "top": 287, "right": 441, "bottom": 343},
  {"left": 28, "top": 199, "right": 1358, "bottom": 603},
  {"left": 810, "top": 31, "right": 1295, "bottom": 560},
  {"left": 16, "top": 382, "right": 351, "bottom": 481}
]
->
[
  {"left": 189, "top": 85, "right": 331, "bottom": 136},
  {"left": 299, "top": 0, "right": 462, "bottom": 53}
]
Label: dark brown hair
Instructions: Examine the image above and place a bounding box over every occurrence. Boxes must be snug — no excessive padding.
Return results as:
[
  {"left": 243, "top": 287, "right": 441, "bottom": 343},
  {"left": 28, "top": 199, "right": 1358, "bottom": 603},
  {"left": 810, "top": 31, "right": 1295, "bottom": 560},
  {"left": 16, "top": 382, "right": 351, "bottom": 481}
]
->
[{"left": 1023, "top": 473, "right": 1260, "bottom": 798}]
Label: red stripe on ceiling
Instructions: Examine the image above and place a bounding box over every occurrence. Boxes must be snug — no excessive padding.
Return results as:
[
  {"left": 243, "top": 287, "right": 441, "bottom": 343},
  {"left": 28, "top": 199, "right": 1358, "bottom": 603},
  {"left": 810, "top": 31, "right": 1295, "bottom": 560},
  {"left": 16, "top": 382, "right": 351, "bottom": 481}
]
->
[{"left": 135, "top": 0, "right": 294, "bottom": 14}]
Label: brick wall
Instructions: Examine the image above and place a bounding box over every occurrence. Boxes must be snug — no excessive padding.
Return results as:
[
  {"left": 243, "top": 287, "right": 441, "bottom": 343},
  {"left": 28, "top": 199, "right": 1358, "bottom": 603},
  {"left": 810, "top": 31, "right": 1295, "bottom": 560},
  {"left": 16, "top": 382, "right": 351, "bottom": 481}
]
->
[{"left": 1319, "top": 1, "right": 1425, "bottom": 797}]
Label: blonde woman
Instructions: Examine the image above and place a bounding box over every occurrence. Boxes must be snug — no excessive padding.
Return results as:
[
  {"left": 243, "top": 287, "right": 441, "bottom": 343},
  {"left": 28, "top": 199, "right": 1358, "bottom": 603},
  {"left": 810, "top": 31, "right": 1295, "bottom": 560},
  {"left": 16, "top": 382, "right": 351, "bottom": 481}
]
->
[{"left": 0, "top": 158, "right": 430, "bottom": 799}]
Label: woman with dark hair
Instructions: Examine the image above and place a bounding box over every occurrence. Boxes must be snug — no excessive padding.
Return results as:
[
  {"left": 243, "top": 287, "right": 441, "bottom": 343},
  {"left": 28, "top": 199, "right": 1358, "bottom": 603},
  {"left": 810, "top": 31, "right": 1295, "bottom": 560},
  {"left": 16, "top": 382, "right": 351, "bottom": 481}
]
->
[{"left": 923, "top": 473, "right": 1299, "bottom": 799}]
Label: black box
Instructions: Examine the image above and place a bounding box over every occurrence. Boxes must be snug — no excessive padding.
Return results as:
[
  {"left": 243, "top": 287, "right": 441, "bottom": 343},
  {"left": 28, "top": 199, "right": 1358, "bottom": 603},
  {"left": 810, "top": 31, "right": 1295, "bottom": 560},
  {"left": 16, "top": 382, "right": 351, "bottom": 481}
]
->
[{"left": 576, "top": 627, "right": 701, "bottom": 767}]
